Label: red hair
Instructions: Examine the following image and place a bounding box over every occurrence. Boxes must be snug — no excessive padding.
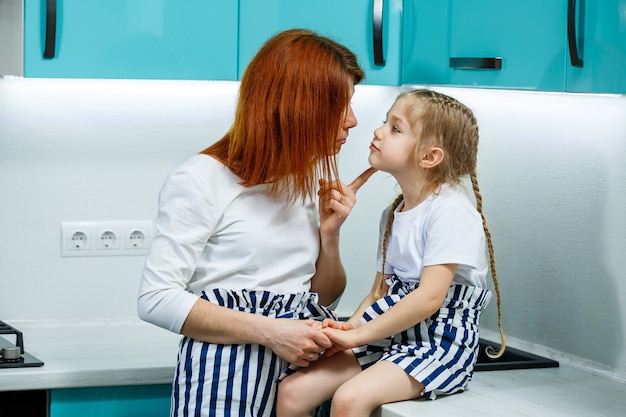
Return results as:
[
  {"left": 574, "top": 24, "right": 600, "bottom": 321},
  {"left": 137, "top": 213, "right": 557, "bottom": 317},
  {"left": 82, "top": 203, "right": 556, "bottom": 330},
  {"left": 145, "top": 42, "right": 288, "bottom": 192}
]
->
[{"left": 202, "top": 29, "right": 364, "bottom": 202}]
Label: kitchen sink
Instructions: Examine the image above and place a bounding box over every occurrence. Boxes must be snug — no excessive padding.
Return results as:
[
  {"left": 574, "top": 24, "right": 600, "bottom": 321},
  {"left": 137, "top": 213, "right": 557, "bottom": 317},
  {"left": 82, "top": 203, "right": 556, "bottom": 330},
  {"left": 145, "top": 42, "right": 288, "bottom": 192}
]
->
[{"left": 475, "top": 339, "right": 559, "bottom": 371}]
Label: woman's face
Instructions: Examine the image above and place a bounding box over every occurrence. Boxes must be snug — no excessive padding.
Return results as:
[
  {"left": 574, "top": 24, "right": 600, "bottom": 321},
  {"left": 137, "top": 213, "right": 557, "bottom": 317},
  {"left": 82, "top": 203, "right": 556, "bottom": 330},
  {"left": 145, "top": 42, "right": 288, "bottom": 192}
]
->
[{"left": 332, "top": 85, "right": 358, "bottom": 154}]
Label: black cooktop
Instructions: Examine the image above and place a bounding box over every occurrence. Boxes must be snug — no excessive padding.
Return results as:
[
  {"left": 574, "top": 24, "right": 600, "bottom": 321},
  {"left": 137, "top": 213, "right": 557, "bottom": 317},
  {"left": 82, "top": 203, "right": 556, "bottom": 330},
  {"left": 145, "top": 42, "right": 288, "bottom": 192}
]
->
[{"left": 0, "top": 321, "right": 44, "bottom": 368}]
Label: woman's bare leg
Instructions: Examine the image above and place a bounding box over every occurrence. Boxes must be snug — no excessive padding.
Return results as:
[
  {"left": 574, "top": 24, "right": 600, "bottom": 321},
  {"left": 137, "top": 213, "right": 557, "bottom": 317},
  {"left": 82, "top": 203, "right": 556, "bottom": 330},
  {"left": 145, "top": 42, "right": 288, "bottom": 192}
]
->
[
  {"left": 330, "top": 360, "right": 424, "bottom": 417},
  {"left": 275, "top": 350, "right": 361, "bottom": 417}
]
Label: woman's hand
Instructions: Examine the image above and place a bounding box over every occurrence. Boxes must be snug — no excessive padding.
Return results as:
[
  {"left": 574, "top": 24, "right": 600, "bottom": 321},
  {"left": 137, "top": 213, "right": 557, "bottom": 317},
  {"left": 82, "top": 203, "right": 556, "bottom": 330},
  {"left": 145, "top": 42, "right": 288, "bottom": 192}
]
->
[
  {"left": 311, "top": 168, "right": 377, "bottom": 305},
  {"left": 180, "top": 300, "right": 332, "bottom": 367},
  {"left": 318, "top": 167, "right": 377, "bottom": 234},
  {"left": 263, "top": 318, "right": 333, "bottom": 367}
]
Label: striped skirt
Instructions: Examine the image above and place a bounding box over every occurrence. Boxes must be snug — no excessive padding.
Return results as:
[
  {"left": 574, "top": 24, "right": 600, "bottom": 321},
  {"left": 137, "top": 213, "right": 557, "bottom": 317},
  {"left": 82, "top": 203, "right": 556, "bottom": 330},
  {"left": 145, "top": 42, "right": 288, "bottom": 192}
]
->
[
  {"left": 353, "top": 276, "right": 492, "bottom": 400},
  {"left": 170, "top": 288, "right": 336, "bottom": 417}
]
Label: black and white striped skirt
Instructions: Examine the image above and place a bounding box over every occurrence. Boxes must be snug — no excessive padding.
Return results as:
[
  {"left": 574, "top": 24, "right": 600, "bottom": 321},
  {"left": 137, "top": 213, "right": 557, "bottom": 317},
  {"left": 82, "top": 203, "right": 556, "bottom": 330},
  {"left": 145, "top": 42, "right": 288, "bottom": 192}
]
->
[
  {"left": 353, "top": 276, "right": 492, "bottom": 400},
  {"left": 170, "top": 288, "right": 336, "bottom": 417}
]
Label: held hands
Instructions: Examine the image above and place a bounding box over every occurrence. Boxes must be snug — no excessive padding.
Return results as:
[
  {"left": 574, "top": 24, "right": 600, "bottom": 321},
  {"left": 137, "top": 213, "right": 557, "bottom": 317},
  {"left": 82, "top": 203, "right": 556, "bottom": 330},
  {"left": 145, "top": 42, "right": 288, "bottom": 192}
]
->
[
  {"left": 320, "top": 319, "right": 358, "bottom": 357},
  {"left": 270, "top": 318, "right": 360, "bottom": 366},
  {"left": 267, "top": 317, "right": 360, "bottom": 366},
  {"left": 266, "top": 319, "right": 333, "bottom": 367}
]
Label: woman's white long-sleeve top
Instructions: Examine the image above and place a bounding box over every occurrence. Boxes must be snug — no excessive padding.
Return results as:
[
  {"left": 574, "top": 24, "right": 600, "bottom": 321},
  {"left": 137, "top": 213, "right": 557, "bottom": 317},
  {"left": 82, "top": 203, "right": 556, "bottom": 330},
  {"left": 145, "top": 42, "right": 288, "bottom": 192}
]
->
[{"left": 137, "top": 154, "right": 320, "bottom": 333}]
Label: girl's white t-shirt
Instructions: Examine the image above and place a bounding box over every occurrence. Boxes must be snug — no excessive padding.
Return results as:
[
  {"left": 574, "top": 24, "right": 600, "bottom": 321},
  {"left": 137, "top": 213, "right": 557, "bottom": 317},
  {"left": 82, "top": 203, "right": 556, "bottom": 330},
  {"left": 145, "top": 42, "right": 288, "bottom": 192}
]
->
[
  {"left": 137, "top": 154, "right": 320, "bottom": 333},
  {"left": 377, "top": 184, "right": 489, "bottom": 288}
]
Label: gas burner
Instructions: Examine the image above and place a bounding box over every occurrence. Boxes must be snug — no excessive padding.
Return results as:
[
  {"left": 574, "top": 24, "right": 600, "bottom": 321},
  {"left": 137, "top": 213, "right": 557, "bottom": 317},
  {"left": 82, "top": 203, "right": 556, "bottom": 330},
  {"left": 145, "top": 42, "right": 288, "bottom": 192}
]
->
[{"left": 0, "top": 321, "right": 44, "bottom": 368}]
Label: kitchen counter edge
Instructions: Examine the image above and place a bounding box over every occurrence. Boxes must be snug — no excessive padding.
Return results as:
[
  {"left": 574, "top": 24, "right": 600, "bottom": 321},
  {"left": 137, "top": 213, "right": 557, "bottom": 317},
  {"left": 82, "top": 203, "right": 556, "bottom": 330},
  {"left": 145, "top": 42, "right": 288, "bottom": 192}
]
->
[{"left": 0, "top": 318, "right": 180, "bottom": 392}]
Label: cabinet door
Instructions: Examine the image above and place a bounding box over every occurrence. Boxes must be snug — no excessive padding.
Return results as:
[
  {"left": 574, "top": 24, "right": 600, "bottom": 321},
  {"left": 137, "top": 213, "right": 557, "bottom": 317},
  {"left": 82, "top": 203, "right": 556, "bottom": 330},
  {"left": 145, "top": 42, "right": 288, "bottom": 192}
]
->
[
  {"left": 238, "top": 0, "right": 403, "bottom": 86},
  {"left": 565, "top": 0, "right": 626, "bottom": 93},
  {"left": 49, "top": 385, "right": 171, "bottom": 417},
  {"left": 24, "top": 0, "right": 237, "bottom": 80},
  {"left": 402, "top": 0, "right": 568, "bottom": 91}
]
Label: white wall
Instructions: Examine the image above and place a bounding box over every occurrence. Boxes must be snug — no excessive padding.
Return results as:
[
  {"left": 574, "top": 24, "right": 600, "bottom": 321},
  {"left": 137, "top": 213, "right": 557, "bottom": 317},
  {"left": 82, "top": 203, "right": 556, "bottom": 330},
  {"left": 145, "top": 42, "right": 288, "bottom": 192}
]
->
[
  {"left": 1, "top": 78, "right": 625, "bottom": 381},
  {"left": 0, "top": 78, "right": 240, "bottom": 320}
]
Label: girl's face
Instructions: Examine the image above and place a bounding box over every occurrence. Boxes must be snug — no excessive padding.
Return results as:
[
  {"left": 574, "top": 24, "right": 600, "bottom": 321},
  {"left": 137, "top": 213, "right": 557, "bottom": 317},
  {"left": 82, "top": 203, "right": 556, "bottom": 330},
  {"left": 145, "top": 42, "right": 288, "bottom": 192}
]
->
[{"left": 368, "top": 97, "right": 419, "bottom": 174}]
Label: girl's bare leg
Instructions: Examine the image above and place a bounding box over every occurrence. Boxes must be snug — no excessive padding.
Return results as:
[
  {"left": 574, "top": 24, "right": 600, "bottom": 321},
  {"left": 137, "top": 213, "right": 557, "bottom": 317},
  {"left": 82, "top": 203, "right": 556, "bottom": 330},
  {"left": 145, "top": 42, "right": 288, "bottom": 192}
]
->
[
  {"left": 276, "top": 350, "right": 361, "bottom": 417},
  {"left": 330, "top": 360, "right": 424, "bottom": 417}
]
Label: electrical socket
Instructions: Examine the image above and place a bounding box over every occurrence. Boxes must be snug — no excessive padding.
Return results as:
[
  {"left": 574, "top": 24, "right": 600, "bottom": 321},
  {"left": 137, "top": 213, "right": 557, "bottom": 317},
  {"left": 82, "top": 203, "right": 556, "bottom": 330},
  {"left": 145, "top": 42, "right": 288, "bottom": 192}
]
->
[
  {"left": 123, "top": 221, "right": 153, "bottom": 252},
  {"left": 96, "top": 227, "right": 121, "bottom": 252},
  {"left": 71, "top": 231, "right": 90, "bottom": 249},
  {"left": 61, "top": 221, "right": 154, "bottom": 257},
  {"left": 62, "top": 222, "right": 95, "bottom": 256}
]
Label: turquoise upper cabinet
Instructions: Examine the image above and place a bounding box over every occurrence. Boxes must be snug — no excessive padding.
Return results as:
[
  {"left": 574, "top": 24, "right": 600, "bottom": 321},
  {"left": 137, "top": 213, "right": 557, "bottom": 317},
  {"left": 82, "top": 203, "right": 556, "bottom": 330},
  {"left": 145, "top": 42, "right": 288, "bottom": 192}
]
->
[
  {"left": 402, "top": 0, "right": 626, "bottom": 93},
  {"left": 238, "top": 0, "right": 403, "bottom": 85},
  {"left": 565, "top": 0, "right": 626, "bottom": 93},
  {"left": 23, "top": 0, "right": 238, "bottom": 80},
  {"left": 402, "top": 0, "right": 567, "bottom": 91}
]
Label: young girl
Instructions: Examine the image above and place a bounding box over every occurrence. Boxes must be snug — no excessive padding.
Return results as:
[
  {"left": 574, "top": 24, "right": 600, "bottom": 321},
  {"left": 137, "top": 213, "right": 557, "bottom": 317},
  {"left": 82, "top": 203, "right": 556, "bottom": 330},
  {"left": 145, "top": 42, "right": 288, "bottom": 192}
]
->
[{"left": 276, "top": 89, "right": 505, "bottom": 417}]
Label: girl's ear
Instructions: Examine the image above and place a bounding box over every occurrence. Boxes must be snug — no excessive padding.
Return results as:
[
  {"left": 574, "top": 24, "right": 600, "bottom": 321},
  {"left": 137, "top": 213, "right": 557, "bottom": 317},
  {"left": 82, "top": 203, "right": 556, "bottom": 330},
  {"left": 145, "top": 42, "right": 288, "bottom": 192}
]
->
[{"left": 420, "top": 147, "right": 444, "bottom": 168}]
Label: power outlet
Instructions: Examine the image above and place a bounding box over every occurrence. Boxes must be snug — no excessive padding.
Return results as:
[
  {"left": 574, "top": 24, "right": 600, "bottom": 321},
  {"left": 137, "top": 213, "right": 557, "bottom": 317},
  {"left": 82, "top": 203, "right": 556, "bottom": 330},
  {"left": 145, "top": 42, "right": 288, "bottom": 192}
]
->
[
  {"left": 61, "top": 221, "right": 154, "bottom": 257},
  {"left": 61, "top": 222, "right": 95, "bottom": 256},
  {"left": 123, "top": 221, "right": 153, "bottom": 253},
  {"left": 70, "top": 231, "right": 90, "bottom": 250},
  {"left": 96, "top": 227, "right": 122, "bottom": 252}
]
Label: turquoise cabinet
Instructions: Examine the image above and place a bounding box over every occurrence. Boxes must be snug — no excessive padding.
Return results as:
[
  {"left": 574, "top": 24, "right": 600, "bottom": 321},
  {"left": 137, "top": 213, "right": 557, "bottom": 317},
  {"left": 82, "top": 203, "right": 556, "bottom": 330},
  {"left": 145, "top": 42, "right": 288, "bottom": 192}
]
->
[
  {"left": 49, "top": 385, "right": 171, "bottom": 417},
  {"left": 14, "top": 1, "right": 625, "bottom": 91},
  {"left": 565, "top": 0, "right": 626, "bottom": 93},
  {"left": 402, "top": 0, "right": 567, "bottom": 91},
  {"left": 238, "top": 0, "right": 403, "bottom": 86},
  {"left": 24, "top": 0, "right": 238, "bottom": 80},
  {"left": 402, "top": 0, "right": 626, "bottom": 93}
]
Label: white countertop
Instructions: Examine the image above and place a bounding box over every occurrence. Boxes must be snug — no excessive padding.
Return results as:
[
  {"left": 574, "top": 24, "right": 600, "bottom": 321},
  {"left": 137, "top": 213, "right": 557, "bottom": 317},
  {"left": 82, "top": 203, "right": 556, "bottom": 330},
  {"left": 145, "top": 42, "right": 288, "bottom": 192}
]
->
[
  {"left": 0, "top": 318, "right": 180, "bottom": 391},
  {"left": 2, "top": 319, "right": 625, "bottom": 416},
  {"left": 376, "top": 366, "right": 626, "bottom": 417}
]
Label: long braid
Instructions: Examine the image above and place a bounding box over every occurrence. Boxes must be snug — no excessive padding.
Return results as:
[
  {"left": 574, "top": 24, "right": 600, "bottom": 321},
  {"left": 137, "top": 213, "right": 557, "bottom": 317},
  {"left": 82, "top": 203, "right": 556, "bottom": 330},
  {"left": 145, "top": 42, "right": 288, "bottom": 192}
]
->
[
  {"left": 429, "top": 90, "right": 506, "bottom": 358},
  {"left": 375, "top": 194, "right": 404, "bottom": 299},
  {"left": 471, "top": 172, "right": 506, "bottom": 358}
]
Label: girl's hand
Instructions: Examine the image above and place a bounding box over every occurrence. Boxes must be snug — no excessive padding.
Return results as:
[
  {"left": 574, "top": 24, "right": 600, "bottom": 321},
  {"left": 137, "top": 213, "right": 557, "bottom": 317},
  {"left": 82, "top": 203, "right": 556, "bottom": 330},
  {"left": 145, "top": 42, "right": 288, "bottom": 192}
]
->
[
  {"left": 321, "top": 318, "right": 353, "bottom": 331},
  {"left": 321, "top": 327, "right": 359, "bottom": 357},
  {"left": 320, "top": 320, "right": 358, "bottom": 357}
]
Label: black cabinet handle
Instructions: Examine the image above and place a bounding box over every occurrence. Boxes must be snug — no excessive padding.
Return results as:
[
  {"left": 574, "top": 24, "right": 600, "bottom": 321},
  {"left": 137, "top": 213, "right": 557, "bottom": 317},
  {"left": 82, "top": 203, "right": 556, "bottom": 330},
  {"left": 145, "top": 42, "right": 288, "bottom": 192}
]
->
[
  {"left": 43, "top": 0, "right": 57, "bottom": 59},
  {"left": 373, "top": 0, "right": 385, "bottom": 66},
  {"left": 567, "top": 0, "right": 583, "bottom": 67},
  {"left": 450, "top": 57, "right": 502, "bottom": 70}
]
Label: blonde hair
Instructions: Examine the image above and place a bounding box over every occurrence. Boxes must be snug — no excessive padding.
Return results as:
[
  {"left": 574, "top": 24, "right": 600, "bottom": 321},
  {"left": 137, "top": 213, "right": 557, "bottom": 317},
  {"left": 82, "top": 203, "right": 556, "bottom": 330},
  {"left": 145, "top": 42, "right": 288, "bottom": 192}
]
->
[{"left": 377, "top": 89, "right": 506, "bottom": 358}]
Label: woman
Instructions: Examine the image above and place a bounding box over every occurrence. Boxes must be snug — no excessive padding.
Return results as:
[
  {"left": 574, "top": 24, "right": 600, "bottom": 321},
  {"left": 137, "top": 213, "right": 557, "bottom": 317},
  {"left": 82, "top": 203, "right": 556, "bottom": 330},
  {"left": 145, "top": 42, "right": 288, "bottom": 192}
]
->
[{"left": 137, "top": 29, "right": 372, "bottom": 417}]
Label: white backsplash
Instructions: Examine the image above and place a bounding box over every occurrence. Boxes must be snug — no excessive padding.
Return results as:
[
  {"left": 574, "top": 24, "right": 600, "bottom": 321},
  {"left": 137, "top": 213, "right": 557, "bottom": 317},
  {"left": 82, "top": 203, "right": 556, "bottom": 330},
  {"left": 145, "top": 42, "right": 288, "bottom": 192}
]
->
[{"left": 1, "top": 78, "right": 625, "bottom": 380}]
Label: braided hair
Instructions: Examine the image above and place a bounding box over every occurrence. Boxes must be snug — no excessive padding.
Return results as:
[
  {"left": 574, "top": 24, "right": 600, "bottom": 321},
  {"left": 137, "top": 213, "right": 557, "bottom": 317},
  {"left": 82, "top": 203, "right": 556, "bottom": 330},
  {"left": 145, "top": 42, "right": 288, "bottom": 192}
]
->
[{"left": 376, "top": 89, "right": 506, "bottom": 358}]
